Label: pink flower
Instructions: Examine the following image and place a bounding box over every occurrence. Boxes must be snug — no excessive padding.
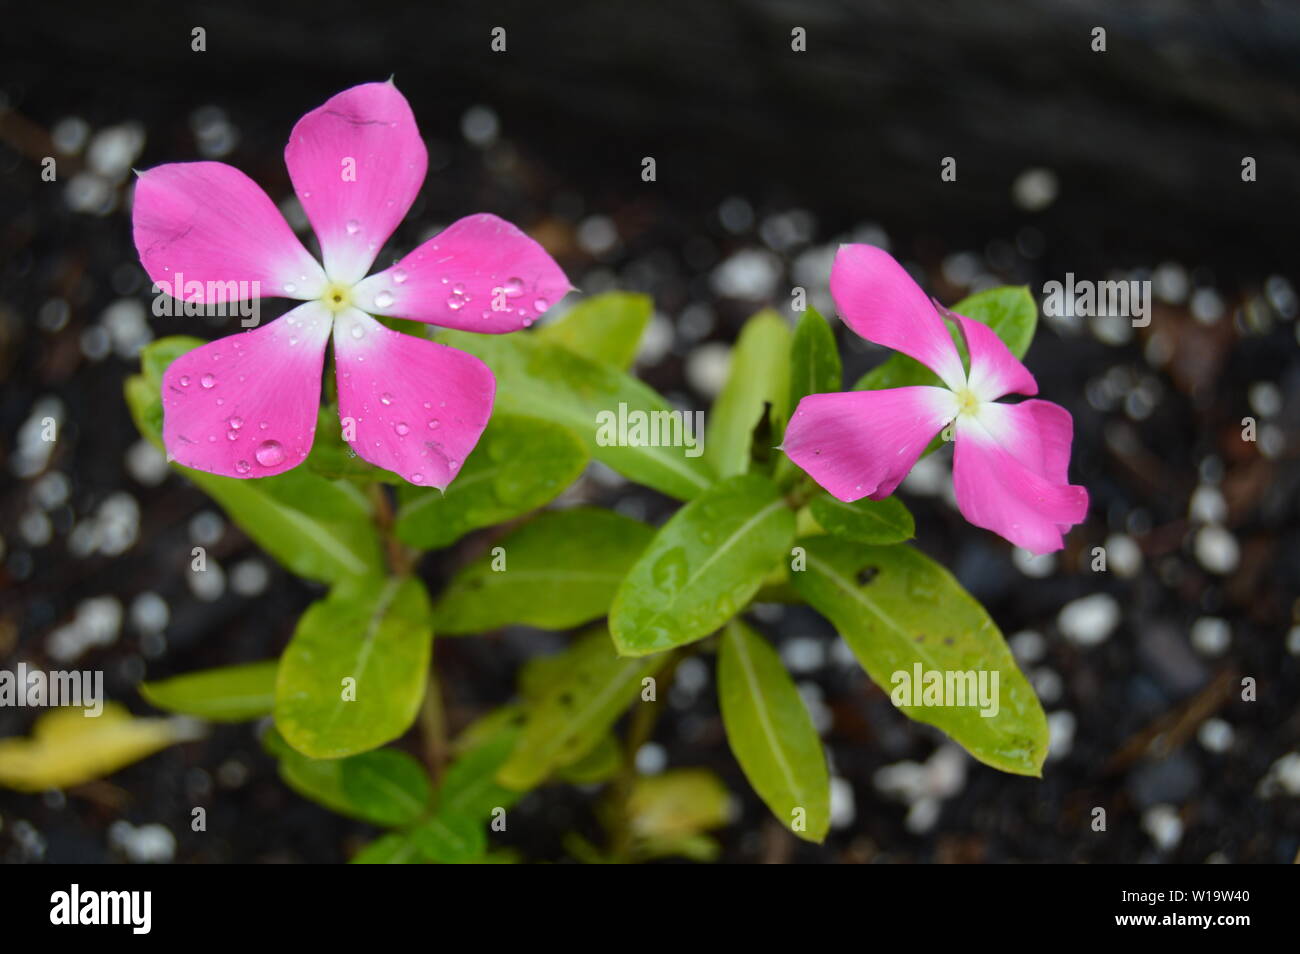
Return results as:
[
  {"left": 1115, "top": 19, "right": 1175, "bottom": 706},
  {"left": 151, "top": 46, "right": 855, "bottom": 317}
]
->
[
  {"left": 784, "top": 244, "right": 1088, "bottom": 555},
  {"left": 133, "top": 81, "right": 570, "bottom": 487}
]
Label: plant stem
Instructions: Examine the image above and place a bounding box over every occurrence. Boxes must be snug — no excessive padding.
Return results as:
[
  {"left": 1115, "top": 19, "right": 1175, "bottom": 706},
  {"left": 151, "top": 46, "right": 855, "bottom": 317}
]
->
[
  {"left": 369, "top": 483, "right": 414, "bottom": 576},
  {"left": 418, "top": 666, "right": 449, "bottom": 784}
]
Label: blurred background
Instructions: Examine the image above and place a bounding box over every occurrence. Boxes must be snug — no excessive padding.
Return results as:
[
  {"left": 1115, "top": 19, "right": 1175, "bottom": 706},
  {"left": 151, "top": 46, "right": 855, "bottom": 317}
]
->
[{"left": 1, "top": 0, "right": 1298, "bottom": 862}]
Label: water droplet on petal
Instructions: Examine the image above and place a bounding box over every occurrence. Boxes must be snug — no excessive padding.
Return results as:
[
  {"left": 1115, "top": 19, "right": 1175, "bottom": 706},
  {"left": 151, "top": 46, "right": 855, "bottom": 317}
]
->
[
  {"left": 226, "top": 429, "right": 239, "bottom": 441},
  {"left": 255, "top": 440, "right": 285, "bottom": 467},
  {"left": 428, "top": 419, "right": 440, "bottom": 429},
  {"left": 451, "top": 282, "right": 466, "bottom": 295},
  {"left": 380, "top": 392, "right": 393, "bottom": 406},
  {"left": 411, "top": 473, "right": 423, "bottom": 484},
  {"left": 374, "top": 290, "right": 395, "bottom": 309},
  {"left": 200, "top": 373, "right": 216, "bottom": 388},
  {"left": 394, "top": 421, "right": 410, "bottom": 436},
  {"left": 504, "top": 277, "right": 523, "bottom": 297},
  {"left": 393, "top": 268, "right": 408, "bottom": 285},
  {"left": 284, "top": 282, "right": 297, "bottom": 294},
  {"left": 236, "top": 460, "right": 251, "bottom": 474},
  {"left": 229, "top": 416, "right": 243, "bottom": 429},
  {"left": 533, "top": 297, "right": 549, "bottom": 312},
  {"left": 448, "top": 297, "right": 464, "bottom": 310},
  {"left": 179, "top": 375, "right": 191, "bottom": 387},
  {"left": 350, "top": 323, "right": 365, "bottom": 340},
  {"left": 345, "top": 219, "right": 361, "bottom": 235}
]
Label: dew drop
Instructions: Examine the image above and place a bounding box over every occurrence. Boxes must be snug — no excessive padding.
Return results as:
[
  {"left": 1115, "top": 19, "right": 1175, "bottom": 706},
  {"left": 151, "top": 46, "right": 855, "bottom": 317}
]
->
[
  {"left": 236, "top": 460, "right": 251, "bottom": 474},
  {"left": 380, "top": 392, "right": 394, "bottom": 406},
  {"left": 374, "top": 290, "right": 395, "bottom": 309},
  {"left": 284, "top": 282, "right": 297, "bottom": 294},
  {"left": 448, "top": 297, "right": 464, "bottom": 311},
  {"left": 350, "top": 323, "right": 365, "bottom": 340},
  {"left": 179, "top": 375, "right": 191, "bottom": 387},
  {"left": 345, "top": 219, "right": 361, "bottom": 235},
  {"left": 200, "top": 373, "right": 216, "bottom": 388},
  {"left": 394, "top": 421, "right": 410, "bottom": 436},
  {"left": 428, "top": 419, "right": 440, "bottom": 430},
  {"left": 411, "top": 473, "right": 423, "bottom": 484},
  {"left": 451, "top": 282, "right": 466, "bottom": 295},
  {"left": 255, "top": 440, "right": 285, "bottom": 467},
  {"left": 392, "top": 268, "right": 408, "bottom": 285},
  {"left": 226, "top": 429, "right": 239, "bottom": 441},
  {"left": 533, "top": 297, "right": 549, "bottom": 312},
  {"left": 229, "top": 416, "right": 243, "bottom": 429},
  {"left": 503, "top": 277, "right": 523, "bottom": 297}
]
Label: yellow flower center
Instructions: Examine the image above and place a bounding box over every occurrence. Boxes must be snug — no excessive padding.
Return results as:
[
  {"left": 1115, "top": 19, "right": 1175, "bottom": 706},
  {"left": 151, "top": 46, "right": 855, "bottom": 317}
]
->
[
  {"left": 954, "top": 386, "right": 981, "bottom": 418},
  {"left": 320, "top": 281, "right": 354, "bottom": 314}
]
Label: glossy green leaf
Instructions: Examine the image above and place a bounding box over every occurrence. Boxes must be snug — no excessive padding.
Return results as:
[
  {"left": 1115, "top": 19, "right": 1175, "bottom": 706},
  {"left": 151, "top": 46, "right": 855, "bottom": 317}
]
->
[
  {"left": 140, "top": 660, "right": 278, "bottom": 722},
  {"left": 789, "top": 307, "right": 842, "bottom": 406},
  {"left": 497, "top": 631, "right": 664, "bottom": 790},
  {"left": 718, "top": 621, "right": 830, "bottom": 842},
  {"left": 434, "top": 508, "right": 654, "bottom": 634},
  {"left": 705, "top": 310, "right": 791, "bottom": 477},
  {"left": 142, "top": 335, "right": 205, "bottom": 386},
  {"left": 396, "top": 414, "right": 588, "bottom": 550},
  {"left": 853, "top": 285, "right": 1037, "bottom": 391},
  {"left": 303, "top": 407, "right": 400, "bottom": 483},
  {"left": 350, "top": 833, "right": 423, "bottom": 864},
  {"left": 411, "top": 812, "right": 487, "bottom": 863},
  {"left": 276, "top": 577, "right": 434, "bottom": 758},
  {"left": 610, "top": 474, "right": 796, "bottom": 656},
  {"left": 536, "top": 292, "right": 651, "bottom": 369},
  {"left": 809, "top": 493, "right": 915, "bottom": 545},
  {"left": 441, "top": 726, "right": 525, "bottom": 820},
  {"left": 555, "top": 733, "right": 622, "bottom": 784},
  {"left": 789, "top": 536, "right": 1048, "bottom": 776},
  {"left": 440, "top": 329, "right": 714, "bottom": 500},
  {"left": 263, "top": 729, "right": 431, "bottom": 827}
]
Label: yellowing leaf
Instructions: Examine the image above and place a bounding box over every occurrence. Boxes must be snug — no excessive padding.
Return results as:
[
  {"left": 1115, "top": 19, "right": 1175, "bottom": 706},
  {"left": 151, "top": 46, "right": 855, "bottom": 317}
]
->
[{"left": 0, "top": 703, "right": 202, "bottom": 792}]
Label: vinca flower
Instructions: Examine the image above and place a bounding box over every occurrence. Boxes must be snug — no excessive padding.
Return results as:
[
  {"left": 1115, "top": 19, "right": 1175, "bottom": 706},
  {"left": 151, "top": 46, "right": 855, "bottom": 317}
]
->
[
  {"left": 784, "top": 244, "right": 1088, "bottom": 554},
  {"left": 133, "top": 81, "right": 569, "bottom": 487}
]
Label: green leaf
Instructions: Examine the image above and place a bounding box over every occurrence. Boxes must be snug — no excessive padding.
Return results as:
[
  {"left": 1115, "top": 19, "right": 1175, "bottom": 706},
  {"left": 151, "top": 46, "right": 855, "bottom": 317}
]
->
[
  {"left": 275, "top": 577, "right": 434, "bottom": 758},
  {"left": 610, "top": 474, "right": 796, "bottom": 656},
  {"left": 412, "top": 812, "right": 487, "bottom": 863},
  {"left": 497, "top": 631, "right": 664, "bottom": 790},
  {"left": 705, "top": 310, "right": 791, "bottom": 478},
  {"left": 263, "top": 729, "right": 431, "bottom": 827},
  {"left": 434, "top": 508, "right": 654, "bottom": 634},
  {"left": 126, "top": 341, "right": 385, "bottom": 584},
  {"left": 555, "top": 733, "right": 622, "bottom": 784},
  {"left": 717, "top": 621, "right": 830, "bottom": 842},
  {"left": 625, "top": 769, "right": 731, "bottom": 842},
  {"left": 140, "top": 660, "right": 278, "bottom": 722},
  {"left": 853, "top": 285, "right": 1037, "bottom": 391},
  {"left": 789, "top": 307, "right": 842, "bottom": 406},
  {"left": 536, "top": 292, "right": 652, "bottom": 370},
  {"left": 303, "top": 407, "right": 400, "bottom": 483},
  {"left": 440, "top": 329, "right": 714, "bottom": 500},
  {"left": 350, "top": 833, "right": 423, "bottom": 864},
  {"left": 396, "top": 414, "right": 588, "bottom": 550},
  {"left": 789, "top": 536, "right": 1048, "bottom": 776},
  {"left": 440, "top": 726, "right": 525, "bottom": 820},
  {"left": 809, "top": 493, "right": 915, "bottom": 545}
]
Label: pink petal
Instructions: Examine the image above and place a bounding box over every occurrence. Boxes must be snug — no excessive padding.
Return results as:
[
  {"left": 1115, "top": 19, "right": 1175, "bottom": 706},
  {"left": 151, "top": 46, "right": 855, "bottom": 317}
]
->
[
  {"left": 952, "top": 313, "right": 1037, "bottom": 401},
  {"left": 829, "top": 244, "right": 966, "bottom": 390},
  {"left": 161, "top": 302, "right": 332, "bottom": 478},
  {"left": 953, "top": 411, "right": 1089, "bottom": 555},
  {"left": 352, "top": 213, "right": 571, "bottom": 332},
  {"left": 785, "top": 387, "right": 958, "bottom": 502},
  {"left": 976, "top": 399, "right": 1075, "bottom": 485},
  {"left": 332, "top": 311, "right": 495, "bottom": 488},
  {"left": 133, "top": 162, "right": 326, "bottom": 303},
  {"left": 284, "top": 82, "right": 427, "bottom": 285}
]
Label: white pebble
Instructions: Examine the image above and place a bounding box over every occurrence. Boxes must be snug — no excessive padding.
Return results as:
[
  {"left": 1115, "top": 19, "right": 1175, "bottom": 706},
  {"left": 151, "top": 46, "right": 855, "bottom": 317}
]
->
[
  {"left": 1189, "top": 617, "right": 1230, "bottom": 657},
  {"left": 1193, "top": 525, "right": 1239, "bottom": 574},
  {"left": 1141, "top": 804, "right": 1183, "bottom": 851},
  {"left": 1057, "top": 593, "right": 1121, "bottom": 647}
]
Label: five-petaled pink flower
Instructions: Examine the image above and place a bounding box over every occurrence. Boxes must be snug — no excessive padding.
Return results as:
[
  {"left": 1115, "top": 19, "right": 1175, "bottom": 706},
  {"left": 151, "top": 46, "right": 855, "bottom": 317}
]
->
[
  {"left": 133, "top": 81, "right": 570, "bottom": 488},
  {"left": 784, "top": 244, "right": 1088, "bottom": 555}
]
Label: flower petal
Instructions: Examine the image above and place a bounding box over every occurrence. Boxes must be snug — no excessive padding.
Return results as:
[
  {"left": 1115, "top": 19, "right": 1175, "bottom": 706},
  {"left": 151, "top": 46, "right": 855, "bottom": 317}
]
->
[
  {"left": 161, "top": 302, "right": 332, "bottom": 478},
  {"left": 784, "top": 387, "right": 958, "bottom": 501},
  {"left": 133, "top": 162, "right": 326, "bottom": 303},
  {"left": 332, "top": 310, "right": 495, "bottom": 488},
  {"left": 829, "top": 244, "right": 965, "bottom": 390},
  {"left": 284, "top": 82, "right": 427, "bottom": 285},
  {"left": 351, "top": 213, "right": 572, "bottom": 332},
  {"left": 953, "top": 411, "right": 1089, "bottom": 555},
  {"left": 952, "top": 313, "right": 1037, "bottom": 401},
  {"left": 975, "top": 399, "right": 1075, "bottom": 485}
]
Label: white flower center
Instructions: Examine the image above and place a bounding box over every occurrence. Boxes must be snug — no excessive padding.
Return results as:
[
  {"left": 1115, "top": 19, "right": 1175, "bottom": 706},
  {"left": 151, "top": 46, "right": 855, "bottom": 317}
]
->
[{"left": 320, "top": 281, "right": 355, "bottom": 315}]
